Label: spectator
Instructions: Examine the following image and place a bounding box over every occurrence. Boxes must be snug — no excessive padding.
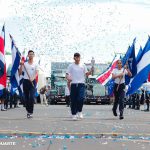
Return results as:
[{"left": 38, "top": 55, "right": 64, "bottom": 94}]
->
[{"left": 40, "top": 86, "right": 48, "bottom": 105}]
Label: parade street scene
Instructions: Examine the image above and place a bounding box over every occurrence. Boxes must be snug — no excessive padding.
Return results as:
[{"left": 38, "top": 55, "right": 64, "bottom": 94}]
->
[{"left": 0, "top": 0, "right": 150, "bottom": 150}]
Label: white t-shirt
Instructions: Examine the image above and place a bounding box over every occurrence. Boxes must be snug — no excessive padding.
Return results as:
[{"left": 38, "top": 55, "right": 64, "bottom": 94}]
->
[
  {"left": 23, "top": 62, "right": 38, "bottom": 80},
  {"left": 112, "top": 68, "right": 128, "bottom": 84},
  {"left": 67, "top": 63, "right": 88, "bottom": 84}
]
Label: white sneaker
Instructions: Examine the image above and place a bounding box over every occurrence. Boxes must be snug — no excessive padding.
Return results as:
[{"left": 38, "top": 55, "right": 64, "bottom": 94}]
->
[
  {"left": 1, "top": 108, "right": 7, "bottom": 111},
  {"left": 78, "top": 112, "right": 83, "bottom": 119},
  {"left": 72, "top": 115, "right": 78, "bottom": 121}
]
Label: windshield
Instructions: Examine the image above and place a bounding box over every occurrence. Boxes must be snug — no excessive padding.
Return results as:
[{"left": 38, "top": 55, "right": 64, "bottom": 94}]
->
[
  {"left": 87, "top": 78, "right": 97, "bottom": 84},
  {"left": 55, "top": 77, "right": 65, "bottom": 82}
]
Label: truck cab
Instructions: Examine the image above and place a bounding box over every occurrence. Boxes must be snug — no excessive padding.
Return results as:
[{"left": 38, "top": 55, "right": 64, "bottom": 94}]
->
[
  {"left": 48, "top": 71, "right": 67, "bottom": 104},
  {"left": 85, "top": 75, "right": 110, "bottom": 104}
]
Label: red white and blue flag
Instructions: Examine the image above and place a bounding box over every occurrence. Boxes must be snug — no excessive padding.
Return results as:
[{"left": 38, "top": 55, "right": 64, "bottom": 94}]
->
[
  {"left": 96, "top": 55, "right": 120, "bottom": 85},
  {"left": 0, "top": 25, "right": 6, "bottom": 95}
]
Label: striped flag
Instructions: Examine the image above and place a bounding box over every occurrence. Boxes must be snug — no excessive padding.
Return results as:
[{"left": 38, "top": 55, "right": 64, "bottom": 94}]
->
[
  {"left": 127, "top": 36, "right": 150, "bottom": 95},
  {"left": 0, "top": 25, "right": 6, "bottom": 95},
  {"left": 96, "top": 55, "right": 120, "bottom": 85},
  {"left": 0, "top": 25, "right": 5, "bottom": 77},
  {"left": 9, "top": 34, "right": 22, "bottom": 95},
  {"left": 123, "top": 38, "right": 137, "bottom": 85}
]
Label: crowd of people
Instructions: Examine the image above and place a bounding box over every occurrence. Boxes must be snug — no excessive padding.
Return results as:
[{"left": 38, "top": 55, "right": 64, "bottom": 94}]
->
[
  {"left": 0, "top": 86, "right": 20, "bottom": 111},
  {"left": 0, "top": 84, "right": 52, "bottom": 110},
  {"left": 126, "top": 88, "right": 150, "bottom": 112}
]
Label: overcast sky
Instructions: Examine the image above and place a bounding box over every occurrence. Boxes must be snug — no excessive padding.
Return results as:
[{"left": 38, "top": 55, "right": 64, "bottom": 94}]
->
[{"left": 0, "top": 0, "right": 150, "bottom": 66}]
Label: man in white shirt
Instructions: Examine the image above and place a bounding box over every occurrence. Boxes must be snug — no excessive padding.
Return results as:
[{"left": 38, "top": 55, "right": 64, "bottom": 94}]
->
[
  {"left": 66, "top": 53, "right": 91, "bottom": 120},
  {"left": 19, "top": 50, "right": 38, "bottom": 118}
]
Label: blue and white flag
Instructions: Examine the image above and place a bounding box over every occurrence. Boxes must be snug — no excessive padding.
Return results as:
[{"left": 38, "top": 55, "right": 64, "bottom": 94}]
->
[
  {"left": 137, "top": 36, "right": 150, "bottom": 63},
  {"left": 122, "top": 38, "right": 136, "bottom": 66},
  {"left": 125, "top": 39, "right": 137, "bottom": 85},
  {"left": 120, "top": 38, "right": 137, "bottom": 85},
  {"left": 9, "top": 34, "right": 21, "bottom": 93},
  {"left": 136, "top": 46, "right": 143, "bottom": 64},
  {"left": 127, "top": 37, "right": 150, "bottom": 95}
]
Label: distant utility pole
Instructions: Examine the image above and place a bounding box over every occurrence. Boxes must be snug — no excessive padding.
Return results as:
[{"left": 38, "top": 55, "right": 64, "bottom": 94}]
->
[{"left": 91, "top": 57, "right": 95, "bottom": 76}]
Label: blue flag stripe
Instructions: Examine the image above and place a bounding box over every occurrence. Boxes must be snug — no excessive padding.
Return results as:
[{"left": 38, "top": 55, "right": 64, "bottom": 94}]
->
[{"left": 127, "top": 64, "right": 150, "bottom": 95}]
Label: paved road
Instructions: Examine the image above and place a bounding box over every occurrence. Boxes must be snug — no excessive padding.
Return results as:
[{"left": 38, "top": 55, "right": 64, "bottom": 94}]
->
[{"left": 0, "top": 104, "right": 150, "bottom": 150}]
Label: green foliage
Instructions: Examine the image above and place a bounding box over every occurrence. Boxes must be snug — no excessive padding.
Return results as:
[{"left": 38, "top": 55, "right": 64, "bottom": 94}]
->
[{"left": 6, "top": 51, "right": 11, "bottom": 55}]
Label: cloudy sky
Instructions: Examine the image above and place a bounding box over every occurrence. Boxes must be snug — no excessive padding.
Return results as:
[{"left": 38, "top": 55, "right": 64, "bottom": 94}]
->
[{"left": 0, "top": 0, "right": 150, "bottom": 66}]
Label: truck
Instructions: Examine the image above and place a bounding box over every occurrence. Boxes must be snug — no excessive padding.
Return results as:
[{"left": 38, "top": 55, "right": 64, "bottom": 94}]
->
[
  {"left": 48, "top": 70, "right": 67, "bottom": 104},
  {"left": 84, "top": 63, "right": 111, "bottom": 104},
  {"left": 48, "top": 62, "right": 110, "bottom": 105},
  {"left": 85, "top": 75, "right": 110, "bottom": 104}
]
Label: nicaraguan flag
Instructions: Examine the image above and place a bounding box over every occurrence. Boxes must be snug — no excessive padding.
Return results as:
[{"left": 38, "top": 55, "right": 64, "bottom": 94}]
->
[
  {"left": 137, "top": 36, "right": 150, "bottom": 63},
  {"left": 124, "top": 39, "right": 137, "bottom": 85},
  {"left": 127, "top": 36, "right": 150, "bottom": 95},
  {"left": 10, "top": 34, "right": 21, "bottom": 91},
  {"left": 121, "top": 38, "right": 136, "bottom": 66},
  {"left": 136, "top": 46, "right": 143, "bottom": 64}
]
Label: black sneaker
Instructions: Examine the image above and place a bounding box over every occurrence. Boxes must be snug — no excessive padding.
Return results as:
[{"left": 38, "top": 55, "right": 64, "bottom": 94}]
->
[
  {"left": 27, "top": 113, "right": 30, "bottom": 118},
  {"left": 112, "top": 110, "right": 117, "bottom": 116},
  {"left": 119, "top": 116, "right": 124, "bottom": 120},
  {"left": 27, "top": 113, "right": 33, "bottom": 118},
  {"left": 144, "top": 109, "right": 149, "bottom": 112}
]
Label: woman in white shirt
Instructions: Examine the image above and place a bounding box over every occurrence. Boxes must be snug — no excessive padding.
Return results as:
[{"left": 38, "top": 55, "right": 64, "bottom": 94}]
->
[{"left": 112, "top": 60, "right": 132, "bottom": 120}]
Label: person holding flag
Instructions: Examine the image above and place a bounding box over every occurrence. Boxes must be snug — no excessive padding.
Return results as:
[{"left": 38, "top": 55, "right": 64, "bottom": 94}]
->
[
  {"left": 19, "top": 50, "right": 38, "bottom": 118},
  {"left": 112, "top": 60, "right": 132, "bottom": 120}
]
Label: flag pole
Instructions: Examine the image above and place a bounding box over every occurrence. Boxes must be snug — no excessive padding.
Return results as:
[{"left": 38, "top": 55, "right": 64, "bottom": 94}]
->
[
  {"left": 19, "top": 51, "right": 35, "bottom": 87},
  {"left": 9, "top": 34, "right": 34, "bottom": 87},
  {"left": 116, "top": 61, "right": 128, "bottom": 91},
  {"left": 22, "top": 63, "right": 35, "bottom": 87}
]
